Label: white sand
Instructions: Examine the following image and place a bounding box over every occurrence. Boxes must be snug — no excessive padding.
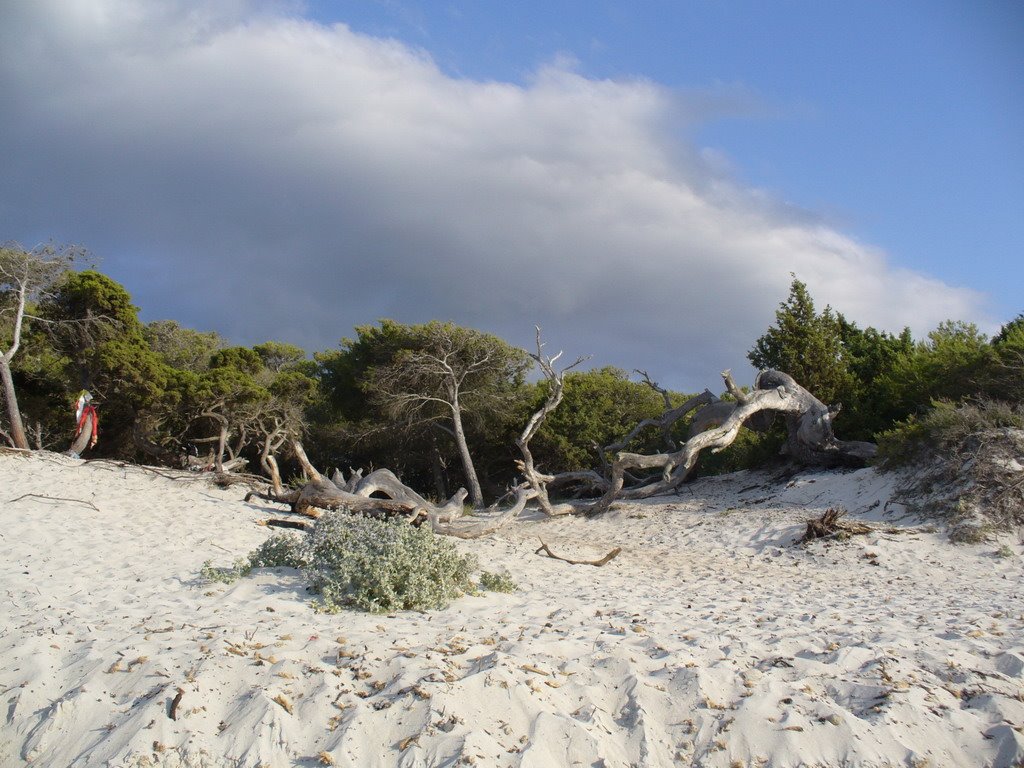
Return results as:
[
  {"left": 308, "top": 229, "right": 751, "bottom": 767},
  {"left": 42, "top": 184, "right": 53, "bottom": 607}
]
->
[{"left": 1, "top": 451, "right": 1022, "bottom": 768}]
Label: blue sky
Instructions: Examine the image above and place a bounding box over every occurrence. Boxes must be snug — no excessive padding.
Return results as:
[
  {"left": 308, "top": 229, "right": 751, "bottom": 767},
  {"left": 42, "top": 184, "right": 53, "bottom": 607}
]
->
[
  {"left": 1, "top": 1, "right": 1021, "bottom": 389},
  {"left": 322, "top": 0, "right": 1024, "bottom": 316}
]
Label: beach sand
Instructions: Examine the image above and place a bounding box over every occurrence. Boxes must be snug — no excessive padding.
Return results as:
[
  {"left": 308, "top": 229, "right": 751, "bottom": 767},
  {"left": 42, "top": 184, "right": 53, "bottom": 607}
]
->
[{"left": 1, "top": 451, "right": 1021, "bottom": 767}]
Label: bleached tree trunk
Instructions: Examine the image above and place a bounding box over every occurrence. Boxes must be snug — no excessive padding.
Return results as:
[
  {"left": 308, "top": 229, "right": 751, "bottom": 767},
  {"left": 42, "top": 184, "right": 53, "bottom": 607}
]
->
[
  {"left": 0, "top": 268, "right": 30, "bottom": 449},
  {"left": 67, "top": 410, "right": 96, "bottom": 456},
  {"left": 584, "top": 369, "right": 876, "bottom": 515},
  {"left": 201, "top": 412, "right": 229, "bottom": 474},
  {"left": 258, "top": 427, "right": 289, "bottom": 496},
  {"left": 0, "top": 359, "right": 28, "bottom": 450},
  {"left": 448, "top": 391, "right": 483, "bottom": 508},
  {"left": 514, "top": 329, "right": 590, "bottom": 516},
  {"left": 291, "top": 440, "right": 323, "bottom": 483}
]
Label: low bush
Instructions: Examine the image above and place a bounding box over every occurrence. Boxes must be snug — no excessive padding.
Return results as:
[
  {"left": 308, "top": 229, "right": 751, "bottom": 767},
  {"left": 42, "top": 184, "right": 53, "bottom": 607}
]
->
[
  {"left": 248, "top": 532, "right": 307, "bottom": 569},
  {"left": 478, "top": 570, "right": 518, "bottom": 593},
  {"left": 305, "top": 512, "right": 477, "bottom": 613},
  {"left": 201, "top": 510, "right": 478, "bottom": 613},
  {"left": 875, "top": 399, "right": 1024, "bottom": 469},
  {"left": 875, "top": 399, "right": 1024, "bottom": 540}
]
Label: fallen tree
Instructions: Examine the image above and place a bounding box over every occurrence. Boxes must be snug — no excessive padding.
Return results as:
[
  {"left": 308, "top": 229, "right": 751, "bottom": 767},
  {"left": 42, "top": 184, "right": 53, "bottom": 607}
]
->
[
  {"left": 243, "top": 332, "right": 875, "bottom": 537},
  {"left": 246, "top": 441, "right": 536, "bottom": 539},
  {"left": 576, "top": 368, "right": 877, "bottom": 515}
]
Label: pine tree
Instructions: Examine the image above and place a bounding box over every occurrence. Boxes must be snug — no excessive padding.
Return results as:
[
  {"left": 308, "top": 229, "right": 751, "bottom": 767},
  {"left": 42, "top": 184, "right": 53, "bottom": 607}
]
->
[{"left": 748, "top": 276, "right": 852, "bottom": 405}]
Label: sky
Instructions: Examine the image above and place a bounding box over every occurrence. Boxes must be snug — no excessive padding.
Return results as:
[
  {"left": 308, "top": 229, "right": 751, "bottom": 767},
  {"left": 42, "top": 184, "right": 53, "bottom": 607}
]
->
[{"left": 1, "top": 0, "right": 1021, "bottom": 391}]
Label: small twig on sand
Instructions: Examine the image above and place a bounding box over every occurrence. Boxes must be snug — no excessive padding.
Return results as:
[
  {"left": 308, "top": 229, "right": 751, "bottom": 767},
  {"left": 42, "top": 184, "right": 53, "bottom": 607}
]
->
[
  {"left": 169, "top": 687, "right": 185, "bottom": 720},
  {"left": 534, "top": 539, "right": 621, "bottom": 566},
  {"left": 264, "top": 519, "right": 311, "bottom": 532},
  {"left": 7, "top": 493, "right": 100, "bottom": 512}
]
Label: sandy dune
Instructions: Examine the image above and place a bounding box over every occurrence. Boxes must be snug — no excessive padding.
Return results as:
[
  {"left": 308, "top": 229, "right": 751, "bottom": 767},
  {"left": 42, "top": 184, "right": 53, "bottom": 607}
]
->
[{"left": 1, "top": 451, "right": 1022, "bottom": 767}]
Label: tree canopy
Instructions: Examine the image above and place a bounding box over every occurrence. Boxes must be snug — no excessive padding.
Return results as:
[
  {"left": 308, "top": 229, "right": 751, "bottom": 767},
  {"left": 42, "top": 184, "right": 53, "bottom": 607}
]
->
[{"left": 1, "top": 255, "right": 1019, "bottom": 505}]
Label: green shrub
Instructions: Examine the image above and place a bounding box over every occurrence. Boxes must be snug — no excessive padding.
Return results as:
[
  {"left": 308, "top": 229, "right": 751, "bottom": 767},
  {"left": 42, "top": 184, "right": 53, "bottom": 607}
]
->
[
  {"left": 304, "top": 512, "right": 477, "bottom": 613},
  {"left": 201, "top": 533, "right": 306, "bottom": 585},
  {"left": 875, "top": 399, "right": 1024, "bottom": 469},
  {"left": 200, "top": 558, "right": 251, "bottom": 584},
  {"left": 479, "top": 570, "right": 518, "bottom": 593},
  {"left": 875, "top": 399, "right": 1024, "bottom": 538},
  {"left": 201, "top": 512, "right": 478, "bottom": 612},
  {"left": 248, "top": 532, "right": 307, "bottom": 569}
]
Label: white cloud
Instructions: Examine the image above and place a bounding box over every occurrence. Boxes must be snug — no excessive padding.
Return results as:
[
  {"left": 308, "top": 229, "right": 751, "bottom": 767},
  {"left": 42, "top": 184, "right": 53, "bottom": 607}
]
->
[{"left": 0, "top": 0, "right": 990, "bottom": 390}]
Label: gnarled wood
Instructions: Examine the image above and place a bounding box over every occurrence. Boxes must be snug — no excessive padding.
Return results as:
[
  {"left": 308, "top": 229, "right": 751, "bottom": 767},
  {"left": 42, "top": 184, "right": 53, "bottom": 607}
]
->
[
  {"left": 249, "top": 457, "right": 529, "bottom": 538},
  {"left": 605, "top": 377, "right": 717, "bottom": 456},
  {"left": 429, "top": 486, "right": 534, "bottom": 539},
  {"left": 584, "top": 369, "right": 876, "bottom": 515},
  {"left": 514, "top": 328, "right": 589, "bottom": 516},
  {"left": 291, "top": 440, "right": 323, "bottom": 483}
]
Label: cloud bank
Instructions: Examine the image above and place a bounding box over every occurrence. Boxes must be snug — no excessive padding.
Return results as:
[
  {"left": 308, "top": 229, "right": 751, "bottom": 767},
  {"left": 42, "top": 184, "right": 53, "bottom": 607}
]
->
[{"left": 0, "top": 1, "right": 988, "bottom": 389}]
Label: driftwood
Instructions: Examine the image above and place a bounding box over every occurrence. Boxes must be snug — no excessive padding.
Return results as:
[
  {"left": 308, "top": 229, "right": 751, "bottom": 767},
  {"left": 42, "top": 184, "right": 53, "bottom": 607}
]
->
[
  {"left": 534, "top": 539, "right": 621, "bottom": 566},
  {"left": 800, "top": 507, "right": 874, "bottom": 543},
  {"left": 247, "top": 441, "right": 530, "bottom": 538},
  {"left": 605, "top": 379, "right": 717, "bottom": 457},
  {"left": 7, "top": 493, "right": 100, "bottom": 512},
  {"left": 242, "top": 360, "right": 876, "bottom": 532},
  {"left": 264, "top": 518, "right": 311, "bottom": 532},
  {"left": 582, "top": 369, "right": 877, "bottom": 515}
]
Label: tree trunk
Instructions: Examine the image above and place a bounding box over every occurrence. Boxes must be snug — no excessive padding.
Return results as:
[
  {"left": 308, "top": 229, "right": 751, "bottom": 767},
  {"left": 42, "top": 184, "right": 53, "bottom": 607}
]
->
[
  {"left": 214, "top": 423, "right": 228, "bottom": 473},
  {"left": 261, "top": 448, "right": 285, "bottom": 496},
  {"left": 68, "top": 410, "right": 95, "bottom": 457},
  {"left": 291, "top": 440, "right": 323, "bottom": 483},
  {"left": 449, "top": 399, "right": 483, "bottom": 508},
  {"left": 0, "top": 358, "right": 29, "bottom": 450},
  {"left": 582, "top": 369, "right": 876, "bottom": 515},
  {"left": 199, "top": 410, "right": 230, "bottom": 473}
]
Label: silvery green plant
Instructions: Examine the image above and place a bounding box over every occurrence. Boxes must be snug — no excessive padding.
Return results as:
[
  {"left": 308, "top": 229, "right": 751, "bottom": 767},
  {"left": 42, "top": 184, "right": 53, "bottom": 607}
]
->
[
  {"left": 202, "top": 509, "right": 479, "bottom": 613},
  {"left": 305, "top": 511, "right": 477, "bottom": 613}
]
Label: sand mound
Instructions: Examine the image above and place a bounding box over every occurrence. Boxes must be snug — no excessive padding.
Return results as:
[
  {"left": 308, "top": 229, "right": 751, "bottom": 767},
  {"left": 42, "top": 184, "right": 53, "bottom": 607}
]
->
[
  {"left": 1, "top": 452, "right": 1022, "bottom": 767},
  {"left": 891, "top": 427, "right": 1024, "bottom": 542}
]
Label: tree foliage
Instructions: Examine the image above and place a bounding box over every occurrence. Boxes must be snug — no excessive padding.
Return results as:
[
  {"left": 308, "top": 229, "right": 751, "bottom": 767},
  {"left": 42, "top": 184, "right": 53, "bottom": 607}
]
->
[
  {"left": 528, "top": 367, "right": 674, "bottom": 472},
  {"left": 364, "top": 321, "right": 531, "bottom": 507},
  {"left": 4, "top": 252, "right": 1020, "bottom": 500},
  {"left": 0, "top": 242, "right": 82, "bottom": 448},
  {"left": 748, "top": 276, "right": 853, "bottom": 405}
]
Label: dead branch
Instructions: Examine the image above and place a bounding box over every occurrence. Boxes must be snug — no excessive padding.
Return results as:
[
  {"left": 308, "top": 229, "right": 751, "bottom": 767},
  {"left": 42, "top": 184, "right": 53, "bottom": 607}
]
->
[
  {"left": 514, "top": 327, "right": 590, "bottom": 516},
  {"left": 7, "top": 493, "right": 100, "bottom": 512},
  {"left": 429, "top": 486, "right": 534, "bottom": 539},
  {"left": 291, "top": 440, "right": 323, "bottom": 483},
  {"left": 800, "top": 507, "right": 874, "bottom": 543},
  {"left": 169, "top": 687, "right": 184, "bottom": 721},
  {"left": 602, "top": 389, "right": 718, "bottom": 479},
  {"left": 534, "top": 539, "right": 621, "bottom": 566},
  {"left": 263, "top": 519, "right": 311, "bottom": 532},
  {"left": 613, "top": 370, "right": 716, "bottom": 453}
]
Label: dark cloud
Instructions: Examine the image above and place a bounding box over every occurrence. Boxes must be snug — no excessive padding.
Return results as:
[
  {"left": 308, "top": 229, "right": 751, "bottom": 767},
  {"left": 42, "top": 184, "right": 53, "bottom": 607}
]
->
[{"left": 0, "top": 0, "right": 988, "bottom": 390}]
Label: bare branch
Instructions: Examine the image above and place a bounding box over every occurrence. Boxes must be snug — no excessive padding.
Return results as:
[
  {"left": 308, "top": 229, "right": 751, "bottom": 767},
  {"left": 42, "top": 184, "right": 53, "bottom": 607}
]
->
[
  {"left": 534, "top": 539, "right": 621, "bottom": 566},
  {"left": 515, "top": 328, "right": 591, "bottom": 516}
]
